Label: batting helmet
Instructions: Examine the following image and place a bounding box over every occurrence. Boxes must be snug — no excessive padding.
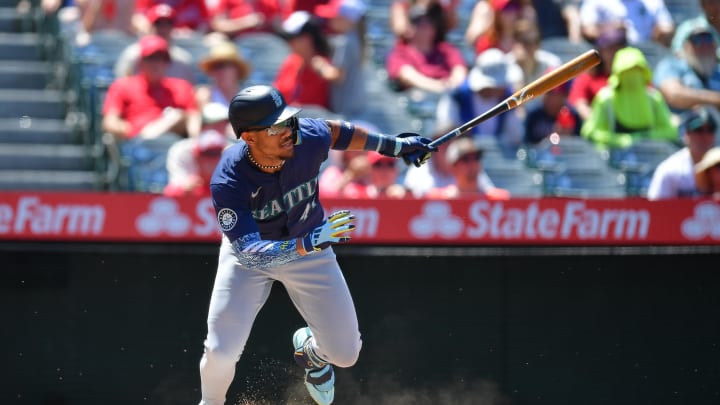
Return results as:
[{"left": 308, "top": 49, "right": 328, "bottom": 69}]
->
[{"left": 228, "top": 85, "right": 301, "bottom": 136}]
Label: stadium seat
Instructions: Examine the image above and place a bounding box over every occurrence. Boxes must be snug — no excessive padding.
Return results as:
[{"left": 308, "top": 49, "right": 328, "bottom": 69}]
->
[
  {"left": 544, "top": 167, "right": 627, "bottom": 198},
  {"left": 539, "top": 38, "right": 593, "bottom": 64}
]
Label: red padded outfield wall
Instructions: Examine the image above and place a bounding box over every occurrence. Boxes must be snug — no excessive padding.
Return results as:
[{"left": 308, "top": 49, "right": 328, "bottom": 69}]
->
[{"left": 0, "top": 192, "right": 719, "bottom": 245}]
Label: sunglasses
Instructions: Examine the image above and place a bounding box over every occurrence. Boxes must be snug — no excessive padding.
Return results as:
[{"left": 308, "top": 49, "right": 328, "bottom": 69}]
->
[
  {"left": 249, "top": 117, "right": 297, "bottom": 136},
  {"left": 456, "top": 152, "right": 482, "bottom": 164},
  {"left": 688, "top": 125, "right": 716, "bottom": 134},
  {"left": 689, "top": 33, "right": 715, "bottom": 46},
  {"left": 211, "top": 61, "right": 236, "bottom": 71},
  {"left": 372, "top": 160, "right": 396, "bottom": 168}
]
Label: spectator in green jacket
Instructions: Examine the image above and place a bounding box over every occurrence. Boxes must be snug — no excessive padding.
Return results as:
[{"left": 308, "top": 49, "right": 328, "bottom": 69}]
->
[{"left": 580, "top": 46, "right": 677, "bottom": 150}]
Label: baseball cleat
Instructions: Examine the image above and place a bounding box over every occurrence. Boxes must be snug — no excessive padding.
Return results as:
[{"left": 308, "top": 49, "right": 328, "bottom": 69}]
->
[{"left": 293, "top": 327, "right": 335, "bottom": 405}]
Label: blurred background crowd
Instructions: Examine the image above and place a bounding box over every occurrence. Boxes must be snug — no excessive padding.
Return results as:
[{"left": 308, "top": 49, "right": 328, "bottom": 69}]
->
[{"left": 2, "top": 0, "right": 720, "bottom": 200}]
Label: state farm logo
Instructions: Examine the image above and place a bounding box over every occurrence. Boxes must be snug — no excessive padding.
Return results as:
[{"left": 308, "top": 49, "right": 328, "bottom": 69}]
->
[
  {"left": 681, "top": 201, "right": 720, "bottom": 240},
  {"left": 410, "top": 201, "right": 463, "bottom": 238},
  {"left": 136, "top": 198, "right": 192, "bottom": 236},
  {"left": 134, "top": 197, "right": 222, "bottom": 237},
  {"left": 409, "top": 200, "right": 650, "bottom": 240},
  {"left": 0, "top": 196, "right": 104, "bottom": 235}
]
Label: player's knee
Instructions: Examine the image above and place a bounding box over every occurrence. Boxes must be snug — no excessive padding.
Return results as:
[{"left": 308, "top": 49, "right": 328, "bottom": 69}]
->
[{"left": 325, "top": 338, "right": 362, "bottom": 368}]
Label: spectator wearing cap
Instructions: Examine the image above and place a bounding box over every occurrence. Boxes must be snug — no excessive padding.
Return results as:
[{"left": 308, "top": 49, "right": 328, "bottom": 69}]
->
[
  {"left": 671, "top": 0, "right": 720, "bottom": 54},
  {"left": 568, "top": 25, "right": 627, "bottom": 121},
  {"left": 524, "top": 76, "right": 581, "bottom": 144},
  {"left": 465, "top": 0, "right": 536, "bottom": 56},
  {"left": 132, "top": 0, "right": 210, "bottom": 35},
  {"left": 581, "top": 47, "right": 677, "bottom": 150},
  {"left": 314, "top": 0, "right": 368, "bottom": 117},
  {"left": 403, "top": 124, "right": 497, "bottom": 197},
  {"left": 655, "top": 19, "right": 720, "bottom": 116},
  {"left": 647, "top": 105, "right": 718, "bottom": 200},
  {"left": 103, "top": 34, "right": 201, "bottom": 142},
  {"left": 386, "top": 3, "right": 467, "bottom": 94},
  {"left": 319, "top": 150, "right": 371, "bottom": 198},
  {"left": 365, "top": 152, "right": 411, "bottom": 198},
  {"left": 115, "top": 4, "right": 196, "bottom": 83},
  {"left": 195, "top": 40, "right": 251, "bottom": 135},
  {"left": 579, "top": 0, "right": 674, "bottom": 46},
  {"left": 695, "top": 146, "right": 720, "bottom": 199},
  {"left": 164, "top": 103, "right": 233, "bottom": 197},
  {"left": 435, "top": 48, "right": 524, "bottom": 148},
  {"left": 274, "top": 11, "right": 336, "bottom": 109},
  {"left": 207, "top": 0, "right": 283, "bottom": 38},
  {"left": 426, "top": 136, "right": 511, "bottom": 199}
]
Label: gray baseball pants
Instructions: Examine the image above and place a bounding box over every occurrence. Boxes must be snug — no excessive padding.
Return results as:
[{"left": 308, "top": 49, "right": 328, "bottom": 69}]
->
[{"left": 198, "top": 237, "right": 362, "bottom": 405}]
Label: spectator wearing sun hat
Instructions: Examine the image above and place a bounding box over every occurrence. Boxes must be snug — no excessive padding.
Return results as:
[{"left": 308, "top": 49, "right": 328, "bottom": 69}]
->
[
  {"left": 312, "top": 0, "right": 368, "bottom": 117},
  {"left": 195, "top": 40, "right": 251, "bottom": 133},
  {"left": 115, "top": 4, "right": 196, "bottom": 83}
]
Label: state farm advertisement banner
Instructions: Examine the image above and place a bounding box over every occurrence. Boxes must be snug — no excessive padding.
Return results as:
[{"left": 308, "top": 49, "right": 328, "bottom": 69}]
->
[{"left": 0, "top": 192, "right": 719, "bottom": 245}]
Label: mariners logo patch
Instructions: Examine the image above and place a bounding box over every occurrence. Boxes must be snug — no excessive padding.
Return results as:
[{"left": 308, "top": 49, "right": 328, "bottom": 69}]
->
[{"left": 218, "top": 208, "right": 238, "bottom": 231}]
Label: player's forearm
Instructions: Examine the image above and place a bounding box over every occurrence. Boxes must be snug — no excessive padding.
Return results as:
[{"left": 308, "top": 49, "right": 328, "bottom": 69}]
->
[
  {"left": 326, "top": 120, "right": 399, "bottom": 155},
  {"left": 230, "top": 232, "right": 307, "bottom": 269}
]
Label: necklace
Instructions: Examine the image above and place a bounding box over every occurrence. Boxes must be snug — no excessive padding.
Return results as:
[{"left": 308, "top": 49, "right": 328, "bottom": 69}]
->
[{"left": 246, "top": 149, "right": 284, "bottom": 170}]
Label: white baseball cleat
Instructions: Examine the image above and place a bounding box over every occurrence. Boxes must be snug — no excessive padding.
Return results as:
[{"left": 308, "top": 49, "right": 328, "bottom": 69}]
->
[{"left": 293, "top": 327, "right": 335, "bottom": 405}]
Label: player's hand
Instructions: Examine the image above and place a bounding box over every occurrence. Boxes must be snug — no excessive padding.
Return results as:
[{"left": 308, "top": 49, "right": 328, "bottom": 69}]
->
[
  {"left": 375, "top": 131, "right": 436, "bottom": 167},
  {"left": 387, "top": 133, "right": 436, "bottom": 167},
  {"left": 300, "top": 210, "right": 356, "bottom": 254}
]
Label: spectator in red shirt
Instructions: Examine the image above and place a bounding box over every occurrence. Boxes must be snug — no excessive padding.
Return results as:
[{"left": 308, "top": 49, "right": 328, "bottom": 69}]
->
[
  {"left": 386, "top": 3, "right": 467, "bottom": 93},
  {"left": 274, "top": 11, "right": 336, "bottom": 109},
  {"left": 568, "top": 25, "right": 627, "bottom": 121},
  {"left": 102, "top": 35, "right": 201, "bottom": 141},
  {"left": 133, "top": 0, "right": 209, "bottom": 35},
  {"left": 207, "top": 0, "right": 283, "bottom": 38},
  {"left": 426, "top": 136, "right": 511, "bottom": 199},
  {"left": 319, "top": 150, "right": 371, "bottom": 198}
]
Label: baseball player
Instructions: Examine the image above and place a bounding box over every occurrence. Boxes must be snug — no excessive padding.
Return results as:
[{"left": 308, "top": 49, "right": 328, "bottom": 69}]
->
[{"left": 198, "top": 85, "right": 435, "bottom": 405}]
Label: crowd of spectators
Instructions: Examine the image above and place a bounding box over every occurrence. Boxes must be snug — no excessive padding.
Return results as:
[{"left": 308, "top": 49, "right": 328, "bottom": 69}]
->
[{"left": 38, "top": 0, "right": 720, "bottom": 200}]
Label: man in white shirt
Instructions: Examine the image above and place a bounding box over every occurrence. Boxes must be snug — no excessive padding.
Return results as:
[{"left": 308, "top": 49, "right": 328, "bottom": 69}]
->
[
  {"left": 579, "top": 0, "right": 674, "bottom": 46},
  {"left": 647, "top": 105, "right": 717, "bottom": 199}
]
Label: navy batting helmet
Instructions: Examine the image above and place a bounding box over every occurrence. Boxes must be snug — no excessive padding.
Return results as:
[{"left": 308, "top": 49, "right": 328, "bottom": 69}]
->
[{"left": 228, "top": 85, "right": 301, "bottom": 136}]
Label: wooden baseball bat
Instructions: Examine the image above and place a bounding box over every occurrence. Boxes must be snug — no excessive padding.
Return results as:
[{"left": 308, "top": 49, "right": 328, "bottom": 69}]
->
[{"left": 406, "top": 49, "right": 601, "bottom": 165}]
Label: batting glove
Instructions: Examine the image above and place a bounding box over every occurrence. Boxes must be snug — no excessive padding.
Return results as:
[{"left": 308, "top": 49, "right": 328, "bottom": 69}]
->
[
  {"left": 300, "top": 210, "right": 356, "bottom": 254},
  {"left": 380, "top": 133, "right": 436, "bottom": 167}
]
